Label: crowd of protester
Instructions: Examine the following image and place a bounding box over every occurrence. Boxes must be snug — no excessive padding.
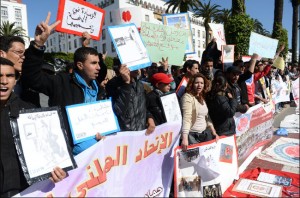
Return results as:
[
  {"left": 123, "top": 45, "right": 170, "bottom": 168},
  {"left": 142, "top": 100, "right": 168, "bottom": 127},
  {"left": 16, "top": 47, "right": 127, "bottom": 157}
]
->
[{"left": 1, "top": 13, "right": 299, "bottom": 196}]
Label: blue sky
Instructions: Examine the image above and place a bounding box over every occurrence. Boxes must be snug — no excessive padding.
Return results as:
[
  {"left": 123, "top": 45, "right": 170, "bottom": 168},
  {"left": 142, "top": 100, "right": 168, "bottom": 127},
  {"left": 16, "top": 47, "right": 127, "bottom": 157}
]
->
[{"left": 23, "top": 0, "right": 294, "bottom": 48}]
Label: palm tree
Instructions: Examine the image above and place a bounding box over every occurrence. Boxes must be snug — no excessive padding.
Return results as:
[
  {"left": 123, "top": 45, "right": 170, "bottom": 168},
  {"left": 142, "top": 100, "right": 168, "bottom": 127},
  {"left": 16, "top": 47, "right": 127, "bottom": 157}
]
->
[
  {"left": 165, "top": 0, "right": 201, "bottom": 13},
  {"left": 260, "top": 29, "right": 271, "bottom": 37},
  {"left": 291, "top": 0, "right": 300, "bottom": 63},
  {"left": 214, "top": 8, "right": 232, "bottom": 25},
  {"left": 252, "top": 18, "right": 264, "bottom": 34},
  {"left": 272, "top": 0, "right": 284, "bottom": 38},
  {"left": 0, "top": 21, "right": 25, "bottom": 37},
  {"left": 232, "top": 0, "right": 245, "bottom": 16},
  {"left": 193, "top": 1, "right": 220, "bottom": 46}
]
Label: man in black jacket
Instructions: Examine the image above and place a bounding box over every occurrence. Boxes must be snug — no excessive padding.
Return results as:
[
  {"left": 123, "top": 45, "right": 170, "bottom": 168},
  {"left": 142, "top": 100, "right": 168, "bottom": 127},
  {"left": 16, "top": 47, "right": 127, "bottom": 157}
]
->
[
  {"left": 106, "top": 58, "right": 155, "bottom": 134},
  {"left": 0, "top": 57, "right": 66, "bottom": 197},
  {"left": 21, "top": 13, "right": 105, "bottom": 155}
]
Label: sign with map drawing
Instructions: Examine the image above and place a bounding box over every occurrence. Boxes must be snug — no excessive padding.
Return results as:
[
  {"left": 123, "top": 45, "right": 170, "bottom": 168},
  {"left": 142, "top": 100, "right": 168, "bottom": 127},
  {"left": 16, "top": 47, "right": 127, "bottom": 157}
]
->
[
  {"left": 160, "top": 92, "right": 182, "bottom": 123},
  {"left": 108, "top": 23, "right": 152, "bottom": 71},
  {"left": 10, "top": 107, "right": 77, "bottom": 185},
  {"left": 65, "top": 98, "right": 120, "bottom": 144},
  {"left": 56, "top": 0, "right": 105, "bottom": 40}
]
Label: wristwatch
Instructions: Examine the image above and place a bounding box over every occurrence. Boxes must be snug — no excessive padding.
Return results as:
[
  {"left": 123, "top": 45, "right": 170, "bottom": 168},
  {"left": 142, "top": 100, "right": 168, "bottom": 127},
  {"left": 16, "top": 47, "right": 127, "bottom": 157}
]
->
[{"left": 31, "top": 41, "right": 46, "bottom": 51}]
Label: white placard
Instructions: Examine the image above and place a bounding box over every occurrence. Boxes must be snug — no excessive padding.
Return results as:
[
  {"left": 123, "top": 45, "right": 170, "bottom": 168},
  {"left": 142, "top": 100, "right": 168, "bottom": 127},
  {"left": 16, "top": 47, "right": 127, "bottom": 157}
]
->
[
  {"left": 65, "top": 99, "right": 120, "bottom": 144},
  {"left": 56, "top": 0, "right": 105, "bottom": 40},
  {"left": 13, "top": 108, "right": 76, "bottom": 184},
  {"left": 108, "top": 23, "right": 152, "bottom": 71},
  {"left": 208, "top": 23, "right": 226, "bottom": 50},
  {"left": 160, "top": 92, "right": 182, "bottom": 122}
]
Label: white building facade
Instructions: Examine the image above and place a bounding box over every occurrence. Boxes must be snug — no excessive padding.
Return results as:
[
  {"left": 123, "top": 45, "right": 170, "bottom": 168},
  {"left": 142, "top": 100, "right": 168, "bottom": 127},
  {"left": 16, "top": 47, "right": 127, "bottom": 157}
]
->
[
  {"left": 0, "top": 0, "right": 29, "bottom": 46},
  {"left": 45, "top": 0, "right": 208, "bottom": 62}
]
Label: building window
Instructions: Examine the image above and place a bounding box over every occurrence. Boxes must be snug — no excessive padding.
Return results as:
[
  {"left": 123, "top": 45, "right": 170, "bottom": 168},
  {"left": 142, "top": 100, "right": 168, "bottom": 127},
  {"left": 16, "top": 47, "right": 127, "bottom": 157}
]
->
[
  {"left": 53, "top": 37, "right": 56, "bottom": 43},
  {"left": 198, "top": 50, "right": 201, "bottom": 57},
  {"left": 110, "top": 11, "right": 112, "bottom": 22},
  {"left": 50, "top": 39, "right": 52, "bottom": 46},
  {"left": 192, "top": 28, "right": 195, "bottom": 36},
  {"left": 74, "top": 39, "right": 77, "bottom": 48},
  {"left": 1, "top": 6, "right": 8, "bottom": 20},
  {"left": 202, "top": 31, "right": 205, "bottom": 39},
  {"left": 15, "top": 8, "right": 22, "bottom": 20},
  {"left": 145, "top": 14, "right": 149, "bottom": 22},
  {"left": 198, "top": 40, "right": 200, "bottom": 48},
  {"left": 111, "top": 42, "right": 115, "bottom": 52},
  {"left": 197, "top": 30, "right": 200, "bottom": 38},
  {"left": 69, "top": 41, "right": 72, "bottom": 50},
  {"left": 202, "top": 41, "right": 205, "bottom": 48},
  {"left": 102, "top": 29, "right": 106, "bottom": 40},
  {"left": 102, "top": 43, "right": 106, "bottom": 53}
]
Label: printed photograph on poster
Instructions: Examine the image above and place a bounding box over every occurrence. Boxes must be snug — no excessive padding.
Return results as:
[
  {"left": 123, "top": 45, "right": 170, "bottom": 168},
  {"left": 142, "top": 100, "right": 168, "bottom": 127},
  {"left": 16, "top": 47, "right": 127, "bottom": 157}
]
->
[
  {"left": 178, "top": 176, "right": 202, "bottom": 196},
  {"left": 10, "top": 107, "right": 77, "bottom": 185},
  {"left": 56, "top": 0, "right": 105, "bottom": 40},
  {"left": 232, "top": 178, "right": 282, "bottom": 197},
  {"left": 203, "top": 183, "right": 222, "bottom": 198},
  {"left": 219, "top": 143, "right": 233, "bottom": 163},
  {"left": 160, "top": 92, "right": 182, "bottom": 123},
  {"left": 108, "top": 23, "right": 151, "bottom": 71},
  {"left": 162, "top": 13, "right": 194, "bottom": 54},
  {"left": 257, "top": 172, "right": 292, "bottom": 187},
  {"left": 65, "top": 99, "right": 120, "bottom": 144}
]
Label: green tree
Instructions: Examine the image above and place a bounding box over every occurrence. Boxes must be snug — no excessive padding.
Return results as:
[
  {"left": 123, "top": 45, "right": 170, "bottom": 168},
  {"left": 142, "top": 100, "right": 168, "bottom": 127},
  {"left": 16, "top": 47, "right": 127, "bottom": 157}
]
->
[
  {"left": 0, "top": 21, "right": 26, "bottom": 37},
  {"left": 193, "top": 1, "right": 220, "bottom": 46},
  {"left": 224, "top": 14, "right": 254, "bottom": 57},
  {"left": 231, "top": 0, "right": 245, "bottom": 16},
  {"left": 291, "top": 0, "right": 300, "bottom": 63},
  {"left": 104, "top": 56, "right": 114, "bottom": 69},
  {"left": 214, "top": 8, "right": 232, "bottom": 25},
  {"left": 252, "top": 19, "right": 264, "bottom": 33},
  {"left": 165, "top": 0, "right": 201, "bottom": 13}
]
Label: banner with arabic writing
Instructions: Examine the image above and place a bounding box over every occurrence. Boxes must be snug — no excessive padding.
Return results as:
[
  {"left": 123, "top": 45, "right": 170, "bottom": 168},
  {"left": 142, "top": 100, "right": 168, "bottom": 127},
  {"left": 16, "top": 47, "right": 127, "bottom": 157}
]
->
[
  {"left": 56, "top": 0, "right": 105, "bottom": 40},
  {"left": 140, "top": 22, "right": 189, "bottom": 66},
  {"left": 15, "top": 122, "right": 181, "bottom": 197},
  {"left": 174, "top": 135, "right": 238, "bottom": 197}
]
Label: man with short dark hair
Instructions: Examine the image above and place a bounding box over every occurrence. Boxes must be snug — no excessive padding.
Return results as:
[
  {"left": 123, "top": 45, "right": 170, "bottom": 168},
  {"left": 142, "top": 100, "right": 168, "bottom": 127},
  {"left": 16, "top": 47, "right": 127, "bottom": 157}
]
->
[
  {"left": 21, "top": 13, "right": 105, "bottom": 155},
  {"left": 0, "top": 57, "right": 66, "bottom": 197}
]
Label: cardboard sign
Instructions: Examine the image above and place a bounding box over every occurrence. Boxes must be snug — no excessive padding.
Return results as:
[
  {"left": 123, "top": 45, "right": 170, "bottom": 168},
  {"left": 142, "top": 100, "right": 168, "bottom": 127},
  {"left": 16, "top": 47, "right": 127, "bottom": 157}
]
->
[
  {"left": 10, "top": 107, "right": 77, "bottom": 185},
  {"left": 56, "top": 0, "right": 105, "bottom": 40},
  {"left": 65, "top": 99, "right": 120, "bottom": 144},
  {"left": 248, "top": 32, "right": 278, "bottom": 59},
  {"left": 108, "top": 23, "right": 152, "bottom": 71},
  {"left": 208, "top": 23, "right": 226, "bottom": 50},
  {"left": 162, "top": 13, "right": 194, "bottom": 54},
  {"left": 141, "top": 22, "right": 189, "bottom": 66},
  {"left": 222, "top": 45, "right": 234, "bottom": 71}
]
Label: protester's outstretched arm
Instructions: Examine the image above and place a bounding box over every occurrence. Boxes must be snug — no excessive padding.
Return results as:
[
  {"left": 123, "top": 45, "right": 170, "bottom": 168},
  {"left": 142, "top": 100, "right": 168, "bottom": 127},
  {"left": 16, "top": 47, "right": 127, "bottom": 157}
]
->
[
  {"left": 34, "top": 12, "right": 60, "bottom": 46},
  {"left": 248, "top": 53, "right": 259, "bottom": 73},
  {"left": 273, "top": 45, "right": 285, "bottom": 61}
]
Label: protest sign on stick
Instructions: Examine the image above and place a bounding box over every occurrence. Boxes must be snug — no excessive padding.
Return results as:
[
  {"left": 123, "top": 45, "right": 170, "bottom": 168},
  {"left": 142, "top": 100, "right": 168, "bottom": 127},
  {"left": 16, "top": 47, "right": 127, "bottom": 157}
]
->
[
  {"left": 208, "top": 23, "right": 226, "bottom": 50},
  {"left": 222, "top": 45, "right": 234, "bottom": 71},
  {"left": 248, "top": 32, "right": 278, "bottom": 59}
]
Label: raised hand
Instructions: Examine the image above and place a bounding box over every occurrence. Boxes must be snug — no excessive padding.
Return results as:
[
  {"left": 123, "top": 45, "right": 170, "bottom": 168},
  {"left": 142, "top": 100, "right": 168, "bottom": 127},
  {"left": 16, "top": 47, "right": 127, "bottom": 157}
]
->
[
  {"left": 82, "top": 31, "right": 91, "bottom": 47},
  {"left": 34, "top": 12, "right": 61, "bottom": 46}
]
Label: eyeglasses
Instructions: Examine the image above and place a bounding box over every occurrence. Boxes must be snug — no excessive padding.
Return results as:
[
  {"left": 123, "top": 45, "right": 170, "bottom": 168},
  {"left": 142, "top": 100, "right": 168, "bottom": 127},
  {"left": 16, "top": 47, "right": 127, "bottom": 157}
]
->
[{"left": 9, "top": 50, "right": 25, "bottom": 58}]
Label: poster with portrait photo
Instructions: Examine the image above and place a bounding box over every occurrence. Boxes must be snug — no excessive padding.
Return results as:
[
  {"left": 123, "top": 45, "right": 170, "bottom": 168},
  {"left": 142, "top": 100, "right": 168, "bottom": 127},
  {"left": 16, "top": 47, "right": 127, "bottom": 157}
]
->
[
  {"left": 108, "top": 23, "right": 151, "bottom": 71},
  {"left": 10, "top": 107, "right": 77, "bottom": 185},
  {"left": 162, "top": 12, "right": 194, "bottom": 54}
]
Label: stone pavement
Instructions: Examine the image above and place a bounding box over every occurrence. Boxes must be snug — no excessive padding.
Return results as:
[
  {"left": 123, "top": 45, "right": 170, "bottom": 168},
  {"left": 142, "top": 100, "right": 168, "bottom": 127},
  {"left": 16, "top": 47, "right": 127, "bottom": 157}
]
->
[{"left": 245, "top": 105, "right": 300, "bottom": 174}]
